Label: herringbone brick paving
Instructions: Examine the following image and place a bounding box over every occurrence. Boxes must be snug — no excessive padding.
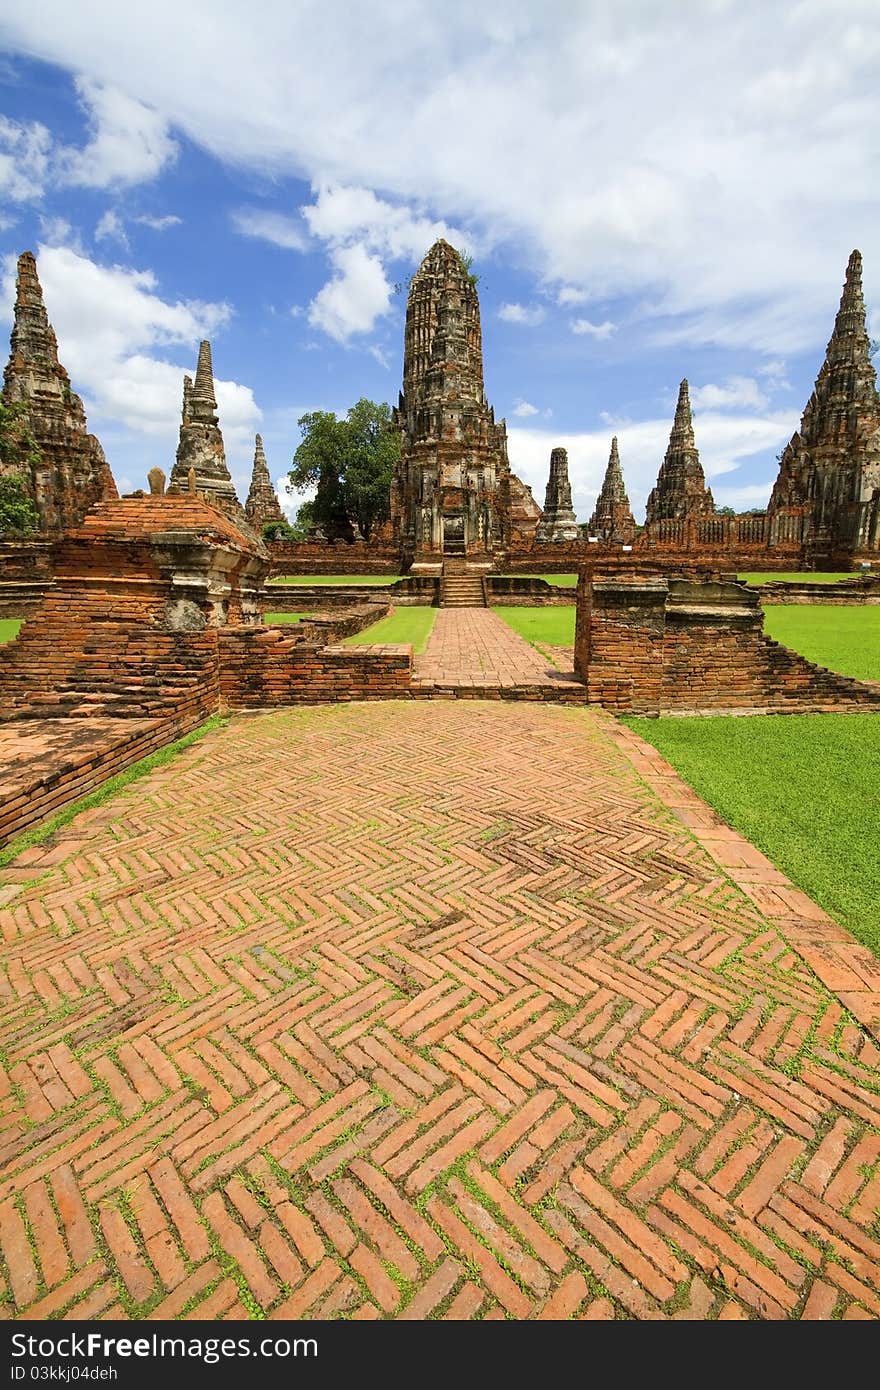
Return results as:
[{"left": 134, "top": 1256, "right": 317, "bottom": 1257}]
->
[{"left": 1, "top": 701, "right": 879, "bottom": 1320}]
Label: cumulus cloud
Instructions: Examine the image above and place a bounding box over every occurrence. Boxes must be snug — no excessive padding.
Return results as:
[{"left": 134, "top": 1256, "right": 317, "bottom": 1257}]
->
[
  {"left": 229, "top": 207, "right": 309, "bottom": 251},
  {"left": 95, "top": 209, "right": 129, "bottom": 247},
  {"left": 498, "top": 302, "right": 545, "bottom": 326},
  {"left": 571, "top": 318, "right": 615, "bottom": 339},
  {"left": 307, "top": 242, "right": 392, "bottom": 342},
  {"left": 0, "top": 115, "right": 52, "bottom": 202},
  {"left": 303, "top": 183, "right": 465, "bottom": 264},
  {"left": 512, "top": 399, "right": 539, "bottom": 417},
  {"left": 0, "top": 3, "right": 877, "bottom": 355},
  {"left": 58, "top": 77, "right": 178, "bottom": 188},
  {"left": 690, "top": 376, "right": 769, "bottom": 410},
  {"left": 557, "top": 286, "right": 589, "bottom": 307},
  {"left": 134, "top": 212, "right": 181, "bottom": 231}
]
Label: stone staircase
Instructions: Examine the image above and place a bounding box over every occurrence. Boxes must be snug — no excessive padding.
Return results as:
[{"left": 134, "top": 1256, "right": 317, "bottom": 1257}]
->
[{"left": 439, "top": 558, "right": 487, "bottom": 607}]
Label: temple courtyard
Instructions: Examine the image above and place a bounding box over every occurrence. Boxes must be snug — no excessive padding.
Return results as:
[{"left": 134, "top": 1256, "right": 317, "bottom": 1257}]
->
[{"left": 1, "top": 689, "right": 879, "bottom": 1322}]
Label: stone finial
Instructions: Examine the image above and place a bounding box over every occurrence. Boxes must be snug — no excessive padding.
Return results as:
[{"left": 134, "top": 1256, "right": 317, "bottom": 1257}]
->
[
  {"left": 2, "top": 250, "right": 118, "bottom": 533},
  {"left": 147, "top": 466, "right": 166, "bottom": 496},
  {"left": 644, "top": 378, "right": 714, "bottom": 524},
  {"left": 189, "top": 340, "right": 218, "bottom": 424},
  {"left": 244, "top": 432, "right": 284, "bottom": 529},
  {"left": 181, "top": 374, "right": 193, "bottom": 426},
  {"left": 187, "top": 466, "right": 197, "bottom": 494},
  {"left": 535, "top": 445, "right": 579, "bottom": 542},
  {"left": 588, "top": 436, "right": 636, "bottom": 543}
]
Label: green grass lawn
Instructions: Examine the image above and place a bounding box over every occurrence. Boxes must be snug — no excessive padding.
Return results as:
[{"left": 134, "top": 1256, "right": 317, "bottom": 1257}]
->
[
  {"left": 0, "top": 618, "right": 23, "bottom": 644},
  {"left": 762, "top": 606, "right": 880, "bottom": 682},
  {"left": 499, "top": 573, "right": 579, "bottom": 587},
  {"left": 343, "top": 606, "right": 437, "bottom": 653},
  {"left": 268, "top": 574, "right": 396, "bottom": 585},
  {"left": 738, "top": 572, "right": 852, "bottom": 585},
  {"left": 264, "top": 612, "right": 315, "bottom": 624},
  {"left": 495, "top": 606, "right": 576, "bottom": 647},
  {"left": 624, "top": 713, "right": 880, "bottom": 957}
]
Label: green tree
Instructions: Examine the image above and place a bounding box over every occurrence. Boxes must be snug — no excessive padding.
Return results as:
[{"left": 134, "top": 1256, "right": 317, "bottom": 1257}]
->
[
  {"left": 262, "top": 500, "right": 316, "bottom": 542},
  {"left": 288, "top": 399, "right": 400, "bottom": 542},
  {"left": 0, "top": 399, "right": 40, "bottom": 537},
  {"left": 715, "top": 505, "right": 736, "bottom": 517},
  {"left": 0, "top": 474, "right": 39, "bottom": 536}
]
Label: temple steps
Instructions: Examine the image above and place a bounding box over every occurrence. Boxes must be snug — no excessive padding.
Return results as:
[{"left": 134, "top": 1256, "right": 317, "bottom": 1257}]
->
[{"left": 439, "top": 574, "right": 487, "bottom": 608}]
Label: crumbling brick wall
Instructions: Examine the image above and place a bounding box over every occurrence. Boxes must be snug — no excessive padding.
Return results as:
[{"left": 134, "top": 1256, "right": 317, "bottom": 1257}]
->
[
  {"left": 218, "top": 627, "right": 412, "bottom": 707},
  {"left": 574, "top": 574, "right": 880, "bottom": 713}
]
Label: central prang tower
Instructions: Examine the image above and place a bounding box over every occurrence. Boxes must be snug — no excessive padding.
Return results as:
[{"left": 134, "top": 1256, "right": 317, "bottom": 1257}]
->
[{"left": 392, "top": 240, "right": 512, "bottom": 564}]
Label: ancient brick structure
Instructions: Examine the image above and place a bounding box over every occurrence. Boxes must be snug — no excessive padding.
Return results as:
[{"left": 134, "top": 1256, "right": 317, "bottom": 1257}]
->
[
  {"left": 768, "top": 250, "right": 880, "bottom": 566},
  {"left": 508, "top": 473, "right": 542, "bottom": 541},
  {"left": 573, "top": 573, "right": 880, "bottom": 713},
  {"left": 588, "top": 436, "right": 636, "bottom": 543},
  {"left": 535, "top": 447, "right": 579, "bottom": 543},
  {"left": 245, "top": 433, "right": 285, "bottom": 532},
  {"left": 392, "top": 239, "right": 525, "bottom": 563},
  {"left": 0, "top": 492, "right": 267, "bottom": 725},
  {"left": 1, "top": 251, "right": 117, "bottom": 534},
  {"left": 168, "top": 340, "right": 243, "bottom": 517},
  {"left": 644, "top": 380, "right": 715, "bottom": 524}
]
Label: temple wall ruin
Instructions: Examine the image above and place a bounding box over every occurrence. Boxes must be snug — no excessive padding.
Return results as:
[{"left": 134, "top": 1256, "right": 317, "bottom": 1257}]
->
[{"left": 574, "top": 574, "right": 880, "bottom": 714}]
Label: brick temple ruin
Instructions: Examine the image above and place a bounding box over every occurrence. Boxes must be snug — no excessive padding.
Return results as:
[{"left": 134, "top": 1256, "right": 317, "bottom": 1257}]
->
[
  {"left": 390, "top": 239, "right": 537, "bottom": 565},
  {"left": 1, "top": 252, "right": 117, "bottom": 534}
]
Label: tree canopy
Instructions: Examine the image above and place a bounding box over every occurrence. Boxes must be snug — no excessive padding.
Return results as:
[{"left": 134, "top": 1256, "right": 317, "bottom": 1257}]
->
[
  {"left": 288, "top": 398, "right": 400, "bottom": 541},
  {"left": 0, "top": 399, "right": 40, "bottom": 537}
]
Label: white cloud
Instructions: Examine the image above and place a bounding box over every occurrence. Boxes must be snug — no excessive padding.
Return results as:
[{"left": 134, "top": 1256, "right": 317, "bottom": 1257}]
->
[
  {"left": 498, "top": 302, "right": 545, "bottom": 326},
  {"left": 571, "top": 318, "right": 615, "bottom": 339},
  {"left": 302, "top": 183, "right": 464, "bottom": 263},
  {"left": 0, "top": 4, "right": 878, "bottom": 354},
  {"left": 95, "top": 209, "right": 129, "bottom": 247},
  {"left": 134, "top": 212, "right": 181, "bottom": 231},
  {"left": 690, "top": 376, "right": 768, "bottom": 410},
  {"left": 557, "top": 285, "right": 589, "bottom": 307},
  {"left": 229, "top": 207, "right": 309, "bottom": 251},
  {"left": 58, "top": 77, "right": 178, "bottom": 189},
  {"left": 512, "top": 399, "right": 539, "bottom": 417},
  {"left": 0, "top": 116, "right": 51, "bottom": 201},
  {"left": 307, "top": 242, "right": 392, "bottom": 342},
  {"left": 368, "top": 344, "right": 391, "bottom": 369}
]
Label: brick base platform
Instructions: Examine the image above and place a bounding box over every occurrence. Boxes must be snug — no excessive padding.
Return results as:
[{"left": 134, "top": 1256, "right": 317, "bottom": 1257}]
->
[{"left": 1, "top": 702, "right": 879, "bottom": 1321}]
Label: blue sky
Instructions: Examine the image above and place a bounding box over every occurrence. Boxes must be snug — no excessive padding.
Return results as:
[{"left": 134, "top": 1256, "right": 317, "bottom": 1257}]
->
[{"left": 1, "top": 1, "right": 878, "bottom": 522}]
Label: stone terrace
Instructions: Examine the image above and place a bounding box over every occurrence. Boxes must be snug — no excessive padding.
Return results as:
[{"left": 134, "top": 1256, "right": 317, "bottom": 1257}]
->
[
  {"left": 412, "top": 609, "right": 585, "bottom": 700},
  {"left": 1, "top": 701, "right": 879, "bottom": 1321}
]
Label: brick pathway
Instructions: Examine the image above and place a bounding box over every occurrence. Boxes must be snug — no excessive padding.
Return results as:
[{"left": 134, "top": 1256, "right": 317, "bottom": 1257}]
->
[
  {"left": 1, "top": 701, "right": 879, "bottom": 1321},
  {"left": 413, "top": 609, "right": 583, "bottom": 694}
]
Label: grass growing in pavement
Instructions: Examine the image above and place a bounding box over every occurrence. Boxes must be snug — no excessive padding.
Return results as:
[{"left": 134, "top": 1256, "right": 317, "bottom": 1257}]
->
[
  {"left": 264, "top": 612, "right": 316, "bottom": 624},
  {"left": 267, "top": 574, "right": 396, "bottom": 585},
  {"left": 343, "top": 606, "right": 437, "bottom": 653},
  {"left": 738, "top": 572, "right": 852, "bottom": 585},
  {"left": 0, "top": 715, "right": 227, "bottom": 869},
  {"left": 0, "top": 618, "right": 23, "bottom": 644},
  {"left": 762, "top": 606, "right": 880, "bottom": 682},
  {"left": 495, "top": 605, "right": 576, "bottom": 647},
  {"left": 623, "top": 713, "right": 880, "bottom": 957}
]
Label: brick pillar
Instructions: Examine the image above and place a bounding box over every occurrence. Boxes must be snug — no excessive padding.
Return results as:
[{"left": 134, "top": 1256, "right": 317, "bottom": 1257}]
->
[{"left": 576, "top": 575, "right": 668, "bottom": 712}]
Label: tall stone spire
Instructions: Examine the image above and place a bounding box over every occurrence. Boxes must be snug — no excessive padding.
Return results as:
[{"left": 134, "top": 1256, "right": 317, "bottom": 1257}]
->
[
  {"left": 244, "top": 433, "right": 284, "bottom": 531},
  {"left": 169, "top": 339, "right": 240, "bottom": 509},
  {"left": 644, "top": 379, "right": 715, "bottom": 523},
  {"left": 391, "top": 239, "right": 514, "bottom": 560},
  {"left": 2, "top": 250, "right": 117, "bottom": 532},
  {"left": 588, "top": 436, "right": 636, "bottom": 542},
  {"left": 768, "top": 249, "right": 880, "bottom": 562},
  {"left": 535, "top": 447, "right": 579, "bottom": 542}
]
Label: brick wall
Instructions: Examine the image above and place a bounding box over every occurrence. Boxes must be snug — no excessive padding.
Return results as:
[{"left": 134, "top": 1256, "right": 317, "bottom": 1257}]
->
[
  {"left": 755, "top": 575, "right": 880, "bottom": 605},
  {"left": 218, "top": 626, "right": 412, "bottom": 707},
  {"left": 266, "top": 541, "right": 400, "bottom": 577},
  {"left": 575, "top": 574, "right": 880, "bottom": 714}
]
